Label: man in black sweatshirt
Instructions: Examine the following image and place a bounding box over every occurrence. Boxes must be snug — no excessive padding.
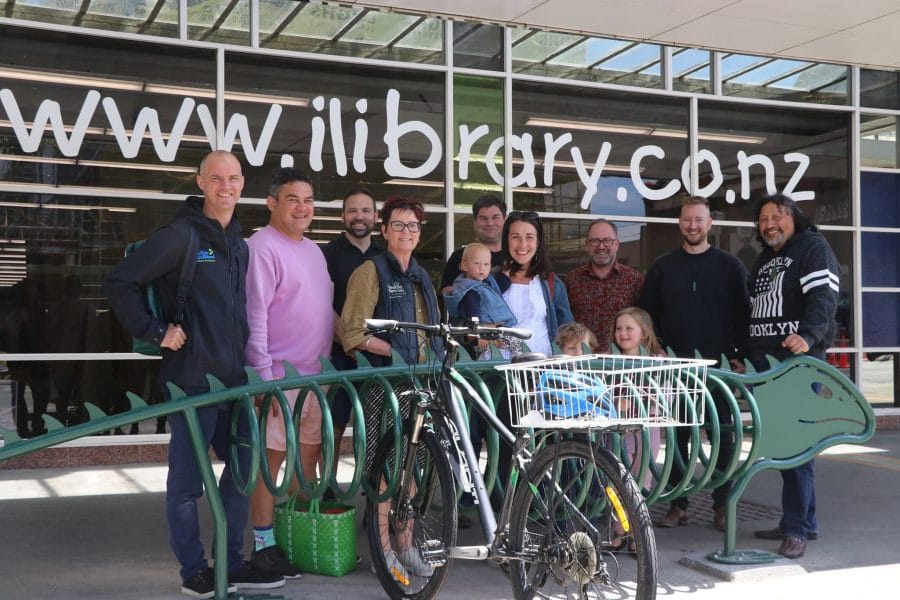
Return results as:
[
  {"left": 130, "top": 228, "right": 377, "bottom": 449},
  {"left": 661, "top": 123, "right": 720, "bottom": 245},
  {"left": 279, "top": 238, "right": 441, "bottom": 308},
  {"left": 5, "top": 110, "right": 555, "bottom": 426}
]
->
[
  {"left": 104, "top": 151, "right": 283, "bottom": 598},
  {"left": 749, "top": 193, "right": 840, "bottom": 560},
  {"left": 640, "top": 195, "right": 751, "bottom": 532}
]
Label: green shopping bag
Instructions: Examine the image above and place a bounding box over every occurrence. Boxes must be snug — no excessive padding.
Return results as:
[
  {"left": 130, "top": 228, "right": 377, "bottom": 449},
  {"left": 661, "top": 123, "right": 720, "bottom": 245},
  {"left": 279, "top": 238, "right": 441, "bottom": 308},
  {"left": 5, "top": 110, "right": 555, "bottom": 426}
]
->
[{"left": 273, "top": 495, "right": 357, "bottom": 577}]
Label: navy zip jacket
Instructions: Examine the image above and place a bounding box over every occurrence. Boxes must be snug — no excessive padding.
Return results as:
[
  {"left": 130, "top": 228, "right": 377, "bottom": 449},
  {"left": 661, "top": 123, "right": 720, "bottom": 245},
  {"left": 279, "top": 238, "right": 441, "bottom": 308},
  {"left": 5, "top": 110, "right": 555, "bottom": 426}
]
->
[{"left": 104, "top": 196, "right": 250, "bottom": 396}]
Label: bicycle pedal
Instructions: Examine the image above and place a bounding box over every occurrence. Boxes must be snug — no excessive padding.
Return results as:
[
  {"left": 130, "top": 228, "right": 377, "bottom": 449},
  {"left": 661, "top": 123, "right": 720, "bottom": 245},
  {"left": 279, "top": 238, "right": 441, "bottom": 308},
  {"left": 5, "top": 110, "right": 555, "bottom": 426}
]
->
[{"left": 421, "top": 539, "right": 448, "bottom": 566}]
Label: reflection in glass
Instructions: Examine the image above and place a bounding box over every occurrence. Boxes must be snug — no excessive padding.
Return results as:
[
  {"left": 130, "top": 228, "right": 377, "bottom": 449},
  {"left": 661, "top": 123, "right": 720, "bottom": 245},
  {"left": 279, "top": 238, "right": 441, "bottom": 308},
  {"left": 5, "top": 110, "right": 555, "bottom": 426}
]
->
[
  {"left": 187, "top": 0, "right": 250, "bottom": 45},
  {"left": 512, "top": 29, "right": 661, "bottom": 88},
  {"left": 860, "top": 69, "right": 900, "bottom": 110},
  {"left": 861, "top": 232, "right": 900, "bottom": 287},
  {"left": 454, "top": 75, "right": 504, "bottom": 208},
  {"left": 860, "top": 354, "right": 897, "bottom": 406},
  {"left": 863, "top": 293, "right": 900, "bottom": 348},
  {"left": 511, "top": 81, "right": 688, "bottom": 215},
  {"left": 698, "top": 100, "right": 850, "bottom": 224},
  {"left": 259, "top": 2, "right": 442, "bottom": 64},
  {"left": 454, "top": 22, "right": 503, "bottom": 71},
  {"left": 861, "top": 172, "right": 900, "bottom": 227},
  {"left": 860, "top": 114, "right": 898, "bottom": 169},
  {"left": 672, "top": 49, "right": 711, "bottom": 94},
  {"left": 2, "top": 0, "right": 180, "bottom": 38},
  {"left": 721, "top": 53, "right": 848, "bottom": 105}
]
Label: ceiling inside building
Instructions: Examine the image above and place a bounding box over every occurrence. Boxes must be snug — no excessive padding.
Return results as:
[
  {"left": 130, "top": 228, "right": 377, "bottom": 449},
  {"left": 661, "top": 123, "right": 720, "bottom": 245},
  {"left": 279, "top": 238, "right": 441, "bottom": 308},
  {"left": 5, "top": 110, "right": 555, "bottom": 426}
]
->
[{"left": 355, "top": 0, "right": 900, "bottom": 70}]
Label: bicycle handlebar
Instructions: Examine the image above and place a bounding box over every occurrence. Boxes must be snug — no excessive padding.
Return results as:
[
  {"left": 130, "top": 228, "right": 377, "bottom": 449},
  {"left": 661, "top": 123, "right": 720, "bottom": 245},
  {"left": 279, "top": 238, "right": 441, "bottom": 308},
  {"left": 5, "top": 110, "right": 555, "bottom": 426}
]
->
[{"left": 364, "top": 318, "right": 532, "bottom": 341}]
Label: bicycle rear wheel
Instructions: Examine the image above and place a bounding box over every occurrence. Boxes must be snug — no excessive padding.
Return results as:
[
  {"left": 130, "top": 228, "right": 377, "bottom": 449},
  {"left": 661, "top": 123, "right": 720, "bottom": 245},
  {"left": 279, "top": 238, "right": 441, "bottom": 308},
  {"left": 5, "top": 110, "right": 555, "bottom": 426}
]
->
[
  {"left": 508, "top": 439, "right": 657, "bottom": 600},
  {"left": 367, "top": 423, "right": 457, "bottom": 600}
]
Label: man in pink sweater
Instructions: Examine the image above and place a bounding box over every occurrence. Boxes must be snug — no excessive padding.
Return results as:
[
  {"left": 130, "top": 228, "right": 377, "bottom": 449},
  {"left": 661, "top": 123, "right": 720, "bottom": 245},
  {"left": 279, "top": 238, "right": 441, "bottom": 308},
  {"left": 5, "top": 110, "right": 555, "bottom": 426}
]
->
[{"left": 244, "top": 167, "right": 334, "bottom": 579}]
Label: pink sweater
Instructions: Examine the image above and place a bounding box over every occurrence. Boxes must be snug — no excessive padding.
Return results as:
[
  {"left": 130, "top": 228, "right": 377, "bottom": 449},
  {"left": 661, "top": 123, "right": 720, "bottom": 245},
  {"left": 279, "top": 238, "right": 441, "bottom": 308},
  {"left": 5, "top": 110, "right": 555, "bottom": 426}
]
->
[{"left": 245, "top": 225, "right": 333, "bottom": 381}]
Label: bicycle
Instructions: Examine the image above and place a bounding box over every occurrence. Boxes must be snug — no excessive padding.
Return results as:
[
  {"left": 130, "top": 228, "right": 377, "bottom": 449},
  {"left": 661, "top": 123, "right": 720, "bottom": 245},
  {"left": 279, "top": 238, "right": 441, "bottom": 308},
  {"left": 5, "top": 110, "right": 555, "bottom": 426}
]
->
[{"left": 363, "top": 318, "right": 712, "bottom": 600}]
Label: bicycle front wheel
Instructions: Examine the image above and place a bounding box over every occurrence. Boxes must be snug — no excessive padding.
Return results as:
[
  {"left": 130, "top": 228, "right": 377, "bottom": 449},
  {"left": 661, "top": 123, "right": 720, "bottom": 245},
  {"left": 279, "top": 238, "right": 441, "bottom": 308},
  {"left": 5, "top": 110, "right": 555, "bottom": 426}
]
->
[
  {"left": 508, "top": 439, "right": 657, "bottom": 600},
  {"left": 367, "top": 424, "right": 457, "bottom": 600}
]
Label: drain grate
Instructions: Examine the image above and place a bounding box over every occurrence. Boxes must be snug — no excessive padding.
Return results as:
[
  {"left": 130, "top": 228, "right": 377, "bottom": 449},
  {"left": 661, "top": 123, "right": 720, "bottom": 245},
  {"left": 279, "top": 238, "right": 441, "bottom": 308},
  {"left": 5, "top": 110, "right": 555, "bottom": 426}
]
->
[{"left": 648, "top": 491, "right": 781, "bottom": 523}]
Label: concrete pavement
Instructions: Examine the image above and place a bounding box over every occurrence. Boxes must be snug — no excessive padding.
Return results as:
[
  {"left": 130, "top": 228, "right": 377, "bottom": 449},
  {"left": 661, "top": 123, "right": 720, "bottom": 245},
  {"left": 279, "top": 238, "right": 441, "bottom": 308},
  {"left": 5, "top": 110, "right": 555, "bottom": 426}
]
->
[{"left": 1, "top": 431, "right": 899, "bottom": 599}]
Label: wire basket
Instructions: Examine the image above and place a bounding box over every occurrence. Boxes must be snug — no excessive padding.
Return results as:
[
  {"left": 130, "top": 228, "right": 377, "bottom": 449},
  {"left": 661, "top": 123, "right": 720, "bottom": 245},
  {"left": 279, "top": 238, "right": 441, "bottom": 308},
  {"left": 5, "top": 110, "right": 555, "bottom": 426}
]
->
[{"left": 494, "top": 354, "right": 714, "bottom": 430}]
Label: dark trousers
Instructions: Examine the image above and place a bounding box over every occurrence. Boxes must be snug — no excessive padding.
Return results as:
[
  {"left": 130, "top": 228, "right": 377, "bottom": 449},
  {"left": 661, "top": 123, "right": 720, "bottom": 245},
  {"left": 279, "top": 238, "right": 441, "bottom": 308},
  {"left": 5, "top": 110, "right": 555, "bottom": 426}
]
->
[
  {"left": 779, "top": 458, "right": 817, "bottom": 538},
  {"left": 166, "top": 404, "right": 250, "bottom": 582},
  {"left": 669, "top": 385, "right": 735, "bottom": 511}
]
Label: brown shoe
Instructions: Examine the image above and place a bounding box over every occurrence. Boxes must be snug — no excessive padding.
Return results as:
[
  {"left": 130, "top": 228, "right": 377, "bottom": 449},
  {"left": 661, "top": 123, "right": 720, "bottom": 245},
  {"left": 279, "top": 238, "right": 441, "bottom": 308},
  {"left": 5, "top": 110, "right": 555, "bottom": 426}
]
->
[
  {"left": 713, "top": 508, "right": 726, "bottom": 531},
  {"left": 779, "top": 535, "right": 806, "bottom": 559},
  {"left": 657, "top": 506, "right": 688, "bottom": 528}
]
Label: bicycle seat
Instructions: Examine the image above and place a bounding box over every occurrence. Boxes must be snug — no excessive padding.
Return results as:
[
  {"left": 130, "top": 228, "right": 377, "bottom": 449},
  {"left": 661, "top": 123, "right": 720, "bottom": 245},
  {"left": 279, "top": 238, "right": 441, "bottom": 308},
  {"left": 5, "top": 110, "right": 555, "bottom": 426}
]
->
[
  {"left": 536, "top": 370, "right": 616, "bottom": 419},
  {"left": 511, "top": 352, "right": 546, "bottom": 363}
]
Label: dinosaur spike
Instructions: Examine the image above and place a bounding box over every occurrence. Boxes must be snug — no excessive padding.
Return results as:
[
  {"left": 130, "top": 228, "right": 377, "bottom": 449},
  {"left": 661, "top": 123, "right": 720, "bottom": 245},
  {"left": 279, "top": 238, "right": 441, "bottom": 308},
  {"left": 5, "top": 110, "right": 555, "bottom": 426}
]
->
[
  {"left": 354, "top": 351, "right": 372, "bottom": 368},
  {"left": 84, "top": 402, "right": 107, "bottom": 421},
  {"left": 456, "top": 344, "right": 473, "bottom": 363},
  {"left": 0, "top": 426, "right": 21, "bottom": 444},
  {"left": 390, "top": 348, "right": 406, "bottom": 364},
  {"left": 424, "top": 346, "right": 438, "bottom": 363},
  {"left": 206, "top": 374, "right": 226, "bottom": 391},
  {"left": 42, "top": 414, "right": 65, "bottom": 431},
  {"left": 766, "top": 354, "right": 780, "bottom": 369},
  {"left": 719, "top": 353, "right": 732, "bottom": 371},
  {"left": 666, "top": 346, "right": 676, "bottom": 357},
  {"left": 693, "top": 348, "right": 703, "bottom": 359},
  {"left": 244, "top": 367, "right": 263, "bottom": 384},
  {"left": 489, "top": 344, "right": 503, "bottom": 360},
  {"left": 319, "top": 355, "right": 336, "bottom": 372},
  {"left": 125, "top": 392, "right": 148, "bottom": 410},
  {"left": 281, "top": 360, "right": 300, "bottom": 378},
  {"left": 610, "top": 344, "right": 621, "bottom": 355},
  {"left": 166, "top": 382, "right": 187, "bottom": 400},
  {"left": 743, "top": 359, "right": 757, "bottom": 373}
]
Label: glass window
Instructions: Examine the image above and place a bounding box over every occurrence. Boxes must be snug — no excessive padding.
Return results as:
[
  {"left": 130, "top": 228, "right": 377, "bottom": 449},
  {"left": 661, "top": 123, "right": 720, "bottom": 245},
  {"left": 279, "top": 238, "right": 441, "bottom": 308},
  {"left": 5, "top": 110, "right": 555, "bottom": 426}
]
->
[
  {"left": 454, "top": 75, "right": 504, "bottom": 208},
  {"left": 0, "top": 27, "right": 216, "bottom": 194},
  {"left": 259, "top": 2, "right": 443, "bottom": 64},
  {"left": 672, "top": 49, "right": 711, "bottom": 94},
  {"left": 510, "top": 81, "right": 688, "bottom": 215},
  {"left": 187, "top": 0, "right": 250, "bottom": 45},
  {"left": 860, "top": 69, "right": 900, "bottom": 110},
  {"left": 512, "top": 30, "right": 662, "bottom": 88},
  {"left": 1, "top": 0, "right": 181, "bottom": 38},
  {"left": 224, "top": 53, "right": 446, "bottom": 211},
  {"left": 721, "top": 54, "right": 848, "bottom": 105},
  {"left": 861, "top": 172, "right": 900, "bottom": 227},
  {"left": 698, "top": 100, "right": 850, "bottom": 224},
  {"left": 862, "top": 232, "right": 900, "bottom": 287},
  {"left": 860, "top": 114, "right": 898, "bottom": 169},
  {"left": 860, "top": 354, "right": 897, "bottom": 406},
  {"left": 863, "top": 292, "right": 900, "bottom": 347},
  {"left": 453, "top": 22, "right": 503, "bottom": 71}
]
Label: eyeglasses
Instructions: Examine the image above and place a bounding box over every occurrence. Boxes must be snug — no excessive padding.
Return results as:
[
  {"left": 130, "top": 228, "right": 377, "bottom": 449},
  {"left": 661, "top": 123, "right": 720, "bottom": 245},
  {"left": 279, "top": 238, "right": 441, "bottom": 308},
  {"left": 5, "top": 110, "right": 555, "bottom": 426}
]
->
[
  {"left": 587, "top": 237, "right": 617, "bottom": 247},
  {"left": 388, "top": 221, "right": 421, "bottom": 232},
  {"left": 507, "top": 210, "right": 540, "bottom": 221}
]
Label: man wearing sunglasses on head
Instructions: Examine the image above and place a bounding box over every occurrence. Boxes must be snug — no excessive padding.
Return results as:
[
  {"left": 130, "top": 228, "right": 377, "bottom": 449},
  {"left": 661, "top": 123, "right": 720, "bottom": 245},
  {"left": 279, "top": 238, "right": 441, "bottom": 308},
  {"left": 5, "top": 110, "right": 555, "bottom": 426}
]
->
[{"left": 564, "top": 218, "right": 644, "bottom": 352}]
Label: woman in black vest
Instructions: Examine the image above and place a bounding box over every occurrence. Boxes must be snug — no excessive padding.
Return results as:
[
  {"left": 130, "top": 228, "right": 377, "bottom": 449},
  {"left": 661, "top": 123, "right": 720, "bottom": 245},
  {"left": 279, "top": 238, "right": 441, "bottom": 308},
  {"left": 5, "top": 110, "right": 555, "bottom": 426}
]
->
[{"left": 340, "top": 195, "right": 441, "bottom": 367}]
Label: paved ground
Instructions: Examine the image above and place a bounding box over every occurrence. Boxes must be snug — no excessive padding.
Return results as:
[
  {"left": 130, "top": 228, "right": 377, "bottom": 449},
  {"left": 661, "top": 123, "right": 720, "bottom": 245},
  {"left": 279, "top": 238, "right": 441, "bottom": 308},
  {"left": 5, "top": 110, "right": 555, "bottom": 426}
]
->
[{"left": 1, "top": 431, "right": 899, "bottom": 600}]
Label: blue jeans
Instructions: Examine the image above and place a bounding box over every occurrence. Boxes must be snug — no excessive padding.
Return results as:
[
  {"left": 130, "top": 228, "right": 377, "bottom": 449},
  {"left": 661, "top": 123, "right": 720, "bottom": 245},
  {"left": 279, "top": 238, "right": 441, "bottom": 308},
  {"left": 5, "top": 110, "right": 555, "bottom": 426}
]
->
[
  {"left": 779, "top": 458, "right": 817, "bottom": 539},
  {"left": 166, "top": 404, "right": 250, "bottom": 582}
]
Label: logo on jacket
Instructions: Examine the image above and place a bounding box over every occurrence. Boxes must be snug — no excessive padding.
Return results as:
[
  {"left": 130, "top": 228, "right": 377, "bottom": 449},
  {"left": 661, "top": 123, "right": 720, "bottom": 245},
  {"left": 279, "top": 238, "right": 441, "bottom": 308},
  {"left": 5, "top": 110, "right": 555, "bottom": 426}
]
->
[
  {"left": 197, "top": 248, "right": 215, "bottom": 263},
  {"left": 387, "top": 281, "right": 405, "bottom": 299}
]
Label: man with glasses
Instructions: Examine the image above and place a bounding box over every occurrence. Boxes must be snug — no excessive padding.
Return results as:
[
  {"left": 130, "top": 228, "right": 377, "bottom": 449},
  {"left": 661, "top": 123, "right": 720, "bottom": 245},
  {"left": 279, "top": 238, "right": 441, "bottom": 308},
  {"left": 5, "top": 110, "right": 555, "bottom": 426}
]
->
[
  {"left": 564, "top": 219, "right": 643, "bottom": 352},
  {"left": 440, "top": 194, "right": 506, "bottom": 293},
  {"left": 639, "top": 196, "right": 750, "bottom": 532}
]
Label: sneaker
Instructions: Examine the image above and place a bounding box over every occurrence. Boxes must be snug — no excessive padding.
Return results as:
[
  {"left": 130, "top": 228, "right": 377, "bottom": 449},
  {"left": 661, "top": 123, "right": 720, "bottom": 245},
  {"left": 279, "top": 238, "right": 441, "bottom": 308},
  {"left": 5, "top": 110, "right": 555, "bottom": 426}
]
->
[
  {"left": 181, "top": 567, "right": 236, "bottom": 599},
  {"left": 251, "top": 546, "right": 303, "bottom": 580},
  {"left": 398, "top": 547, "right": 434, "bottom": 577},
  {"left": 371, "top": 548, "right": 411, "bottom": 585},
  {"left": 229, "top": 560, "right": 285, "bottom": 590}
]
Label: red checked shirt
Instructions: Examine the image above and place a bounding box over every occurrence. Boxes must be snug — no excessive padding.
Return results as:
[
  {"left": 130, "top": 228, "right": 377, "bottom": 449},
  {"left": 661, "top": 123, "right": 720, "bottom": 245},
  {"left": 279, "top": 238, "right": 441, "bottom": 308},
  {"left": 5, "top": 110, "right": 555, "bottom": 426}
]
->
[{"left": 564, "top": 262, "right": 644, "bottom": 352}]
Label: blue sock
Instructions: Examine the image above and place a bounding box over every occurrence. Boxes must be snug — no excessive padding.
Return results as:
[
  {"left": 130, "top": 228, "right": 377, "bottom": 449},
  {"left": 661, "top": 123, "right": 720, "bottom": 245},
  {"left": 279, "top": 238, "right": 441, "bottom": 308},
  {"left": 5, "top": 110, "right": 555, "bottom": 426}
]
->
[{"left": 253, "top": 526, "right": 276, "bottom": 551}]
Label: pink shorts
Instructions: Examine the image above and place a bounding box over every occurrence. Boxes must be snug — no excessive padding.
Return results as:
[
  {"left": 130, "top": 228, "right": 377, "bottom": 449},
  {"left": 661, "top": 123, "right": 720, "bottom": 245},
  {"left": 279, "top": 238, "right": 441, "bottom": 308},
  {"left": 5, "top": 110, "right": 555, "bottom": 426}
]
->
[{"left": 264, "top": 388, "right": 323, "bottom": 451}]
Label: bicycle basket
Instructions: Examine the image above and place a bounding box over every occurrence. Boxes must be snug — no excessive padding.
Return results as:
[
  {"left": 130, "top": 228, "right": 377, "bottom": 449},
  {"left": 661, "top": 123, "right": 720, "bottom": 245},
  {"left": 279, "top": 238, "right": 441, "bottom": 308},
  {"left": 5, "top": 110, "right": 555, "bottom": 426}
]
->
[{"left": 495, "top": 354, "right": 714, "bottom": 429}]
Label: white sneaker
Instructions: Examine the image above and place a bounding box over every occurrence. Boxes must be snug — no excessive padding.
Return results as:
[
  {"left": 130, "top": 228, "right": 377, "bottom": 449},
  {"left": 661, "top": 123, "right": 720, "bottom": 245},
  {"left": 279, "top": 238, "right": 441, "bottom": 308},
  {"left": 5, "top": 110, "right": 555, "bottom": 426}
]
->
[
  {"left": 398, "top": 547, "right": 434, "bottom": 577},
  {"left": 371, "top": 548, "right": 411, "bottom": 585}
]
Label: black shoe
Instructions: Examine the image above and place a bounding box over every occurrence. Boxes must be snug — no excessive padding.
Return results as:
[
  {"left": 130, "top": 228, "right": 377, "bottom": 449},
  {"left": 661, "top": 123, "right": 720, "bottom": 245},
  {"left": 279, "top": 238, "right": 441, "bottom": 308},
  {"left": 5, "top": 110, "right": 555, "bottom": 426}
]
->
[
  {"left": 182, "top": 567, "right": 236, "bottom": 599},
  {"left": 229, "top": 560, "right": 285, "bottom": 590},
  {"left": 251, "top": 546, "right": 302, "bottom": 580}
]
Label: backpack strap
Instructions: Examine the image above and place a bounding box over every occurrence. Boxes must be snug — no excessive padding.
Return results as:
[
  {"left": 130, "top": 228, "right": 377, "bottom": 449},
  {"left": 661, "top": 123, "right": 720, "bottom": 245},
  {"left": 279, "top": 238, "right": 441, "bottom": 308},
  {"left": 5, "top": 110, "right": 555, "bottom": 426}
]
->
[
  {"left": 547, "top": 271, "right": 556, "bottom": 301},
  {"left": 171, "top": 222, "right": 199, "bottom": 325}
]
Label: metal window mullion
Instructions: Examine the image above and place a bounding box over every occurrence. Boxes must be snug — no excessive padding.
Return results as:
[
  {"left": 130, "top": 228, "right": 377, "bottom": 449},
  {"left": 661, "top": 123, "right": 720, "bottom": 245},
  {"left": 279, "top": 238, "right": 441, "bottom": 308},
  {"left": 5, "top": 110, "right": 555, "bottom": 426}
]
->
[
  {"left": 662, "top": 46, "right": 673, "bottom": 92},
  {"left": 445, "top": 18, "right": 455, "bottom": 263},
  {"left": 250, "top": 0, "right": 259, "bottom": 49},
  {"left": 179, "top": 0, "right": 187, "bottom": 40},
  {"left": 503, "top": 24, "right": 513, "bottom": 211},
  {"left": 689, "top": 95, "right": 698, "bottom": 194},
  {"left": 216, "top": 47, "right": 225, "bottom": 150},
  {"left": 851, "top": 80, "right": 864, "bottom": 384},
  {"left": 711, "top": 52, "right": 722, "bottom": 96}
]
